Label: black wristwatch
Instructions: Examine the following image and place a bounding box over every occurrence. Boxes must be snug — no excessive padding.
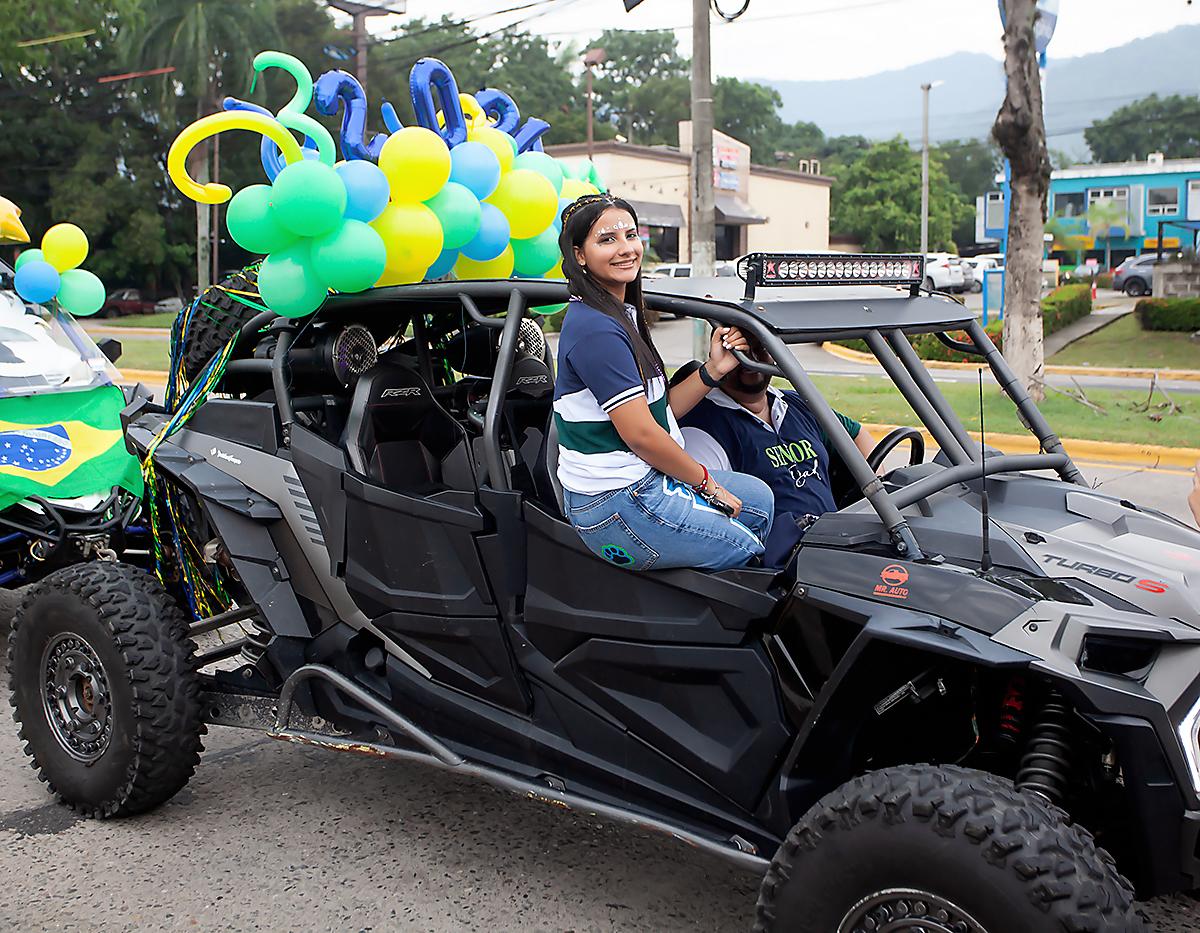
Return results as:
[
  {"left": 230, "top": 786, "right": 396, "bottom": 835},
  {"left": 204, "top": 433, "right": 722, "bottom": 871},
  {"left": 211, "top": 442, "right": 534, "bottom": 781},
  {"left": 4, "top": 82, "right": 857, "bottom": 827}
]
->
[{"left": 698, "top": 363, "right": 722, "bottom": 389}]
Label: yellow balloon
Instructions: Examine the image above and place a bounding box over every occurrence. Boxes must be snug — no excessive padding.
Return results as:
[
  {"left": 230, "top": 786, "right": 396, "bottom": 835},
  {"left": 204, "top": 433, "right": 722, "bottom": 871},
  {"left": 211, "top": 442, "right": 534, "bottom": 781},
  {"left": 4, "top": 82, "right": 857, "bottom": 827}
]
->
[
  {"left": 41, "top": 223, "right": 89, "bottom": 272},
  {"left": 467, "top": 126, "right": 515, "bottom": 174},
  {"left": 454, "top": 244, "right": 514, "bottom": 280},
  {"left": 486, "top": 169, "right": 557, "bottom": 239},
  {"left": 547, "top": 260, "right": 564, "bottom": 280},
  {"left": 168, "top": 111, "right": 304, "bottom": 204},
  {"left": 371, "top": 202, "right": 444, "bottom": 277},
  {"left": 376, "top": 262, "right": 427, "bottom": 288},
  {"left": 559, "top": 178, "right": 600, "bottom": 201},
  {"left": 440, "top": 93, "right": 485, "bottom": 132},
  {"left": 378, "top": 127, "right": 451, "bottom": 203}
]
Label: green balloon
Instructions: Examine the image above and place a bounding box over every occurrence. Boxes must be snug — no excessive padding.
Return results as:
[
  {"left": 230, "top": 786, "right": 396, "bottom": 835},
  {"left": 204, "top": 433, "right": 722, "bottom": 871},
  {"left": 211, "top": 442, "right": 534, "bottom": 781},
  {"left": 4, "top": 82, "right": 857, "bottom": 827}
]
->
[
  {"left": 513, "top": 152, "right": 564, "bottom": 194},
  {"left": 310, "top": 220, "right": 387, "bottom": 293},
  {"left": 226, "top": 184, "right": 298, "bottom": 254},
  {"left": 511, "top": 227, "right": 560, "bottom": 278},
  {"left": 270, "top": 161, "right": 347, "bottom": 238},
  {"left": 258, "top": 242, "right": 329, "bottom": 318},
  {"left": 56, "top": 268, "right": 106, "bottom": 316},
  {"left": 531, "top": 302, "right": 567, "bottom": 316},
  {"left": 425, "top": 182, "right": 481, "bottom": 250},
  {"left": 14, "top": 248, "right": 44, "bottom": 272}
]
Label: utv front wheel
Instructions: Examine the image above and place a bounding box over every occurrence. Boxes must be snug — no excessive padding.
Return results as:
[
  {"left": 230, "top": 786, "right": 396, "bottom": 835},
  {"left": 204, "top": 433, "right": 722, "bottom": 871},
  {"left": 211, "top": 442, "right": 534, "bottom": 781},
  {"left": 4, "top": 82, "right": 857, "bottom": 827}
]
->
[
  {"left": 754, "top": 764, "right": 1145, "bottom": 933},
  {"left": 7, "top": 562, "right": 204, "bottom": 818}
]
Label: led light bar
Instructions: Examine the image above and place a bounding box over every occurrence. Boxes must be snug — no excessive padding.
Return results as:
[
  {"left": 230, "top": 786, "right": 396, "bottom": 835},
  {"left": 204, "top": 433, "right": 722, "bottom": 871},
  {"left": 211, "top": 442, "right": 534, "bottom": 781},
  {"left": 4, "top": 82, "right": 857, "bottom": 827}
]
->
[{"left": 737, "top": 252, "right": 926, "bottom": 291}]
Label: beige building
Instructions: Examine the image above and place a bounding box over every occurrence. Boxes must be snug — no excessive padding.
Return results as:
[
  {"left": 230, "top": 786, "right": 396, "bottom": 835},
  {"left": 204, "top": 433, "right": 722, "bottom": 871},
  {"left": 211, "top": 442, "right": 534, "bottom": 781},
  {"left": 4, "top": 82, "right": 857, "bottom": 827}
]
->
[{"left": 548, "top": 124, "right": 831, "bottom": 264}]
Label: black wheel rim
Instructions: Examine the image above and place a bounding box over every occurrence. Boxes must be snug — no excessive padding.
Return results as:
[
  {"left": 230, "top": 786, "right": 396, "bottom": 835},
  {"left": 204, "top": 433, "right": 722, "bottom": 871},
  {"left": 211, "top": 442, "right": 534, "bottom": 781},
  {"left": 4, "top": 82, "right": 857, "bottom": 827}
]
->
[
  {"left": 41, "top": 632, "right": 113, "bottom": 763},
  {"left": 837, "top": 888, "right": 988, "bottom": 933}
]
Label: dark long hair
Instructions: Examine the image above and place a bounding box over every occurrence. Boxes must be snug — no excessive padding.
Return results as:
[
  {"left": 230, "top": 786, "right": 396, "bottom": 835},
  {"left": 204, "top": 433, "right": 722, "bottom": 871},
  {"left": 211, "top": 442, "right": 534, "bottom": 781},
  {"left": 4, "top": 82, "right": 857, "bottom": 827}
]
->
[{"left": 558, "top": 194, "right": 664, "bottom": 387}]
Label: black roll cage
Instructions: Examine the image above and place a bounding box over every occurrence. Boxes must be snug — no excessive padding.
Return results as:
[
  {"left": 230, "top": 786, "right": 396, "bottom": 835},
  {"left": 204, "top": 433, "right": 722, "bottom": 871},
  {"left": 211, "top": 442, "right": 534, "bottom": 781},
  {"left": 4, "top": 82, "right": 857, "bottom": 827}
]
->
[{"left": 265, "top": 278, "right": 1086, "bottom": 561}]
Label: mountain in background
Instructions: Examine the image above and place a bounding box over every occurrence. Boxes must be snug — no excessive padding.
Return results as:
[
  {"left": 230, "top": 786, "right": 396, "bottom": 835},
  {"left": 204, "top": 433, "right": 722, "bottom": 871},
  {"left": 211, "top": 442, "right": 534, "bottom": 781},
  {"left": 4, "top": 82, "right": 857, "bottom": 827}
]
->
[{"left": 755, "top": 24, "right": 1200, "bottom": 160}]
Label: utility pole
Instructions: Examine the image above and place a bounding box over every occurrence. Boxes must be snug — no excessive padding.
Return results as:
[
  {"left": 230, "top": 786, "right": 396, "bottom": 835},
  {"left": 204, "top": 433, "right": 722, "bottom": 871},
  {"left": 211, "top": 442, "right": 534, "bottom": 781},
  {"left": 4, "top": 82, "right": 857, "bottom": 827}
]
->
[
  {"left": 919, "top": 80, "right": 941, "bottom": 255},
  {"left": 690, "top": 0, "right": 715, "bottom": 359},
  {"left": 583, "top": 48, "right": 607, "bottom": 162},
  {"left": 326, "top": 1, "right": 406, "bottom": 88}
]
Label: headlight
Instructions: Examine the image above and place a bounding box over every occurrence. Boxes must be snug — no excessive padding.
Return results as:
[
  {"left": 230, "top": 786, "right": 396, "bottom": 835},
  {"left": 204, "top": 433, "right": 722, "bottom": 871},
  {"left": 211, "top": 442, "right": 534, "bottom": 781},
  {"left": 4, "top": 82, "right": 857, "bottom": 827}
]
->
[{"left": 1177, "top": 691, "right": 1200, "bottom": 795}]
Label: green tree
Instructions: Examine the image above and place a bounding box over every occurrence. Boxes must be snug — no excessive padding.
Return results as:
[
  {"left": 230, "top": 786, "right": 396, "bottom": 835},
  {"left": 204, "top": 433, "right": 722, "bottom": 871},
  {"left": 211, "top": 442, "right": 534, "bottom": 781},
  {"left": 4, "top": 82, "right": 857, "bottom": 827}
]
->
[
  {"left": 1085, "top": 94, "right": 1200, "bottom": 163},
  {"left": 714, "top": 78, "right": 784, "bottom": 164},
  {"left": 830, "top": 138, "right": 972, "bottom": 253},
  {"left": 935, "top": 138, "right": 1000, "bottom": 249},
  {"left": 124, "top": 0, "right": 281, "bottom": 290},
  {"left": 591, "top": 29, "right": 687, "bottom": 144}
]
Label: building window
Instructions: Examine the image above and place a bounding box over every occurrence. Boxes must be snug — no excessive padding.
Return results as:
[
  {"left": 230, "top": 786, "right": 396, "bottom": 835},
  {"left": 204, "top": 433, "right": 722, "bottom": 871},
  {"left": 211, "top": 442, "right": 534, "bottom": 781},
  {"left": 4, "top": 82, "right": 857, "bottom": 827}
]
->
[
  {"left": 1087, "top": 187, "right": 1129, "bottom": 217},
  {"left": 1147, "top": 187, "right": 1179, "bottom": 216},
  {"left": 1054, "top": 191, "right": 1086, "bottom": 218}
]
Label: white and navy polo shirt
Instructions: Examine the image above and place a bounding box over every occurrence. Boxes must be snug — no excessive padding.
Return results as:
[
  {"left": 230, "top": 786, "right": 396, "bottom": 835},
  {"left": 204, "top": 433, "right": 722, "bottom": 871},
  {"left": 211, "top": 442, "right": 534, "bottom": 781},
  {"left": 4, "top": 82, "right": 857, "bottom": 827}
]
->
[{"left": 553, "top": 300, "right": 684, "bottom": 494}]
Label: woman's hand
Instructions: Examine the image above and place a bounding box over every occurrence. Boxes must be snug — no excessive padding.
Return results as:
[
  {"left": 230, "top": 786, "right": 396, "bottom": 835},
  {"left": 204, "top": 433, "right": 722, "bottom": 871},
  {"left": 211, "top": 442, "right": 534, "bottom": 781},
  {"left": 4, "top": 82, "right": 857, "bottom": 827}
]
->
[
  {"left": 706, "top": 326, "right": 749, "bottom": 379},
  {"left": 708, "top": 480, "right": 743, "bottom": 519}
]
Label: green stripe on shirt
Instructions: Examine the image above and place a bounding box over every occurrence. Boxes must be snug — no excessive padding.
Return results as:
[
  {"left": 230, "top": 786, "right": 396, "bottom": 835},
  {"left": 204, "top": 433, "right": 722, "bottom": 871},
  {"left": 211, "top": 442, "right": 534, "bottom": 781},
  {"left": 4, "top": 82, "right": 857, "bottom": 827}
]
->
[{"left": 556, "top": 394, "right": 672, "bottom": 456}]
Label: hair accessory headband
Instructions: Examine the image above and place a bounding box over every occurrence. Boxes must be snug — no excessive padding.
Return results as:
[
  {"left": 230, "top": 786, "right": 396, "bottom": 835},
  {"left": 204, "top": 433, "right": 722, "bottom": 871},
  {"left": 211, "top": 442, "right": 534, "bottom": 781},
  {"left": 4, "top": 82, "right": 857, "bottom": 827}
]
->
[{"left": 560, "top": 192, "right": 616, "bottom": 226}]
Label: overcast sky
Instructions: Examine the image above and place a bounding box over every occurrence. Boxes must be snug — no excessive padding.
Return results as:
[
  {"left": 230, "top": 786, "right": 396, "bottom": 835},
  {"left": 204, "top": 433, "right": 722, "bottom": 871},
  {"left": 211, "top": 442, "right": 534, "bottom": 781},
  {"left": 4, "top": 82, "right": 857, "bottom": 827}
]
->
[{"left": 358, "top": 0, "right": 1200, "bottom": 82}]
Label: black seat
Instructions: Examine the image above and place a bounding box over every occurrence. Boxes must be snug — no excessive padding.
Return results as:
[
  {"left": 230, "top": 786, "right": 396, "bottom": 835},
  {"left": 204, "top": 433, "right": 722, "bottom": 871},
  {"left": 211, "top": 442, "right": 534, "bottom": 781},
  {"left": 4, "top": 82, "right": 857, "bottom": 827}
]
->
[{"left": 341, "top": 362, "right": 472, "bottom": 491}]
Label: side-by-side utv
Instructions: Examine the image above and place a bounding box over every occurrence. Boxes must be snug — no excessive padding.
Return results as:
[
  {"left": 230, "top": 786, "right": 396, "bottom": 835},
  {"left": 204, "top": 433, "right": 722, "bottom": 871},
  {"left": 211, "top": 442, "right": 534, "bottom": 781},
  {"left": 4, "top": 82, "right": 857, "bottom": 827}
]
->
[{"left": 11, "top": 253, "right": 1200, "bottom": 931}]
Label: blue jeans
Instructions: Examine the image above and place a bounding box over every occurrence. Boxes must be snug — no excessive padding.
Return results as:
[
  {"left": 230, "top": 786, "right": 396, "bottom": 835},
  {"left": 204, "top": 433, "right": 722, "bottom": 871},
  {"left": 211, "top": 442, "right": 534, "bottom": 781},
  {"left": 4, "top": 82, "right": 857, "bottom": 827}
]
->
[{"left": 562, "top": 470, "right": 773, "bottom": 572}]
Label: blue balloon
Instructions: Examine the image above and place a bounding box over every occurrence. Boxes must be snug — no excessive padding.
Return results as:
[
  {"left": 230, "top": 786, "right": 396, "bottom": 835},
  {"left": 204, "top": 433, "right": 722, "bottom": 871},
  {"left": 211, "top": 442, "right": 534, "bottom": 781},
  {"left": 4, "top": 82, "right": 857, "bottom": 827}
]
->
[
  {"left": 514, "top": 117, "right": 551, "bottom": 154},
  {"left": 449, "top": 142, "right": 501, "bottom": 201},
  {"left": 337, "top": 160, "right": 390, "bottom": 223},
  {"left": 409, "top": 58, "right": 467, "bottom": 148},
  {"left": 461, "top": 203, "right": 510, "bottom": 262},
  {"left": 14, "top": 260, "right": 61, "bottom": 304},
  {"left": 475, "top": 88, "right": 521, "bottom": 135},
  {"left": 426, "top": 248, "right": 459, "bottom": 280},
  {"left": 315, "top": 70, "right": 389, "bottom": 162},
  {"left": 223, "top": 96, "right": 321, "bottom": 181}
]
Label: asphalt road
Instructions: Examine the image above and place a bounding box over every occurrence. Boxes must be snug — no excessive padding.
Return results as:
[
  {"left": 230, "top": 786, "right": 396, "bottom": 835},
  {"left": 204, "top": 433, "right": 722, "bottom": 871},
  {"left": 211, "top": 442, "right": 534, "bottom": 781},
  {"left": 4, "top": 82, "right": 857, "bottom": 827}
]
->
[{"left": 1, "top": 461, "right": 1199, "bottom": 931}]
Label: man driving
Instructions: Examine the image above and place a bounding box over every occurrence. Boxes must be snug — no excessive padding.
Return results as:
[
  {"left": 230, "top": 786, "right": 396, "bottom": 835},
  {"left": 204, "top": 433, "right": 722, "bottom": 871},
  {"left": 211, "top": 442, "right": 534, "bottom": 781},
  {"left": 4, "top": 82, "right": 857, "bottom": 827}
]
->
[{"left": 680, "top": 329, "right": 875, "bottom": 564}]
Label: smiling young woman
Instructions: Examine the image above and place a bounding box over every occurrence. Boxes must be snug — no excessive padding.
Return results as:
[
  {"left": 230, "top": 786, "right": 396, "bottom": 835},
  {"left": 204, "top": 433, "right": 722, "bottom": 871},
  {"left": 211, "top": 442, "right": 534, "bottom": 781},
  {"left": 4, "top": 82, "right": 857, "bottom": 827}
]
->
[{"left": 550, "top": 193, "right": 775, "bottom": 572}]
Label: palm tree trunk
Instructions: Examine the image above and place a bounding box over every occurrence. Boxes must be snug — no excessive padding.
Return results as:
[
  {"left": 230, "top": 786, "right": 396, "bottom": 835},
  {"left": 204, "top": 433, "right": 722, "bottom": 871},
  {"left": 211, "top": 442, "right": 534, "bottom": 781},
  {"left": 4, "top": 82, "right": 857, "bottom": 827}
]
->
[
  {"left": 193, "top": 97, "right": 212, "bottom": 293},
  {"left": 993, "top": 0, "right": 1050, "bottom": 403}
]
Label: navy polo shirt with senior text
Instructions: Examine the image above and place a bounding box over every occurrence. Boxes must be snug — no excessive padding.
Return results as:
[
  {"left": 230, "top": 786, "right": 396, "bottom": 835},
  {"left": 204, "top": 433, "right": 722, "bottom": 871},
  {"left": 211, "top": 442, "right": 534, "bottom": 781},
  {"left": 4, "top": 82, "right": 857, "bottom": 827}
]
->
[{"left": 680, "top": 386, "right": 860, "bottom": 518}]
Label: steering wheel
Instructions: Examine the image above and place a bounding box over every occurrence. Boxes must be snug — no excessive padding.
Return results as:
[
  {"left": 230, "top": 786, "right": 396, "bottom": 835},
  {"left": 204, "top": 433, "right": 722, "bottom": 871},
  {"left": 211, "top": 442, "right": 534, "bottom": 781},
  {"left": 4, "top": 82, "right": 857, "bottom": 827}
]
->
[{"left": 867, "top": 426, "right": 926, "bottom": 473}]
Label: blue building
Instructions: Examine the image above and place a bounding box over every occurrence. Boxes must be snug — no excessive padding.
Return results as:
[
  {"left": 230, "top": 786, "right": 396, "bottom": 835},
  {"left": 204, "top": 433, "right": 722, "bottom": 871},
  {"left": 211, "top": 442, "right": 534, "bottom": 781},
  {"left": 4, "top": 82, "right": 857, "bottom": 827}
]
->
[{"left": 978, "top": 154, "right": 1200, "bottom": 265}]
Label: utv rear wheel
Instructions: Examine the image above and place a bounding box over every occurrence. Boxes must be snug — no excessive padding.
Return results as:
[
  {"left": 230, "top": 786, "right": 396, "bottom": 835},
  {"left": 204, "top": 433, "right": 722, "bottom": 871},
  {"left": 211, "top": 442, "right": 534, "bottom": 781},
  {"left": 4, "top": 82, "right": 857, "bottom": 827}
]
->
[
  {"left": 7, "top": 562, "right": 204, "bottom": 818},
  {"left": 753, "top": 764, "right": 1145, "bottom": 933}
]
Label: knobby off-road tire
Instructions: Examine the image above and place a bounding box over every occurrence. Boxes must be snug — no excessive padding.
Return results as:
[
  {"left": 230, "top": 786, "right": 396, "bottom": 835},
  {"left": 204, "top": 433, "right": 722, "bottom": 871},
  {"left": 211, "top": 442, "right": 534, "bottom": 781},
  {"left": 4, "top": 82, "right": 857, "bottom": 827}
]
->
[
  {"left": 754, "top": 764, "right": 1146, "bottom": 933},
  {"left": 8, "top": 562, "right": 204, "bottom": 818},
  {"left": 180, "top": 266, "right": 263, "bottom": 384}
]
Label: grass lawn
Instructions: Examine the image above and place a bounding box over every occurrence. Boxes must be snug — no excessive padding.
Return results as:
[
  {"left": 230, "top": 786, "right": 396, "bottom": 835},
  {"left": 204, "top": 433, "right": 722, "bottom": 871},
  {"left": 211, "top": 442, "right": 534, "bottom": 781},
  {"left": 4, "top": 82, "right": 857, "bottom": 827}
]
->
[
  {"left": 1050, "top": 314, "right": 1200, "bottom": 370},
  {"left": 114, "top": 338, "right": 170, "bottom": 372},
  {"left": 93, "top": 311, "right": 177, "bottom": 328},
  {"left": 809, "top": 374, "right": 1200, "bottom": 449}
]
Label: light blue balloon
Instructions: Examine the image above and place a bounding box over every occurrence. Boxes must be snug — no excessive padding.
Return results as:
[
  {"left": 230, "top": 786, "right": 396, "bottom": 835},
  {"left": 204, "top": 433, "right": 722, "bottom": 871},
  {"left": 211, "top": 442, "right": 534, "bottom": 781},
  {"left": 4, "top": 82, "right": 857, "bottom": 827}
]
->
[
  {"left": 14, "top": 260, "right": 61, "bottom": 304},
  {"left": 449, "top": 141, "right": 502, "bottom": 201},
  {"left": 461, "top": 203, "right": 510, "bottom": 262},
  {"left": 426, "top": 248, "right": 459, "bottom": 280},
  {"left": 554, "top": 196, "right": 572, "bottom": 231},
  {"left": 337, "top": 160, "right": 391, "bottom": 223}
]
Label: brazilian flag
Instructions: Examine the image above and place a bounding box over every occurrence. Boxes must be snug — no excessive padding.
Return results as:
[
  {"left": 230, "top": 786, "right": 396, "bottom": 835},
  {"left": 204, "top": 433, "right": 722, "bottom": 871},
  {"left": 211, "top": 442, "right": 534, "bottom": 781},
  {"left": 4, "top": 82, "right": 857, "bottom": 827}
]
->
[{"left": 0, "top": 384, "right": 142, "bottom": 511}]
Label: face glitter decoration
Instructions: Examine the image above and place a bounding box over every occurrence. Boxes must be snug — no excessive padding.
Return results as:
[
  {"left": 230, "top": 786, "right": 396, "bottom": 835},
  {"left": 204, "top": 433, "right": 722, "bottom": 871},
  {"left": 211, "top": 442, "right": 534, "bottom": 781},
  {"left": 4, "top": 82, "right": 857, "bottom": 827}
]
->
[{"left": 594, "top": 219, "right": 634, "bottom": 238}]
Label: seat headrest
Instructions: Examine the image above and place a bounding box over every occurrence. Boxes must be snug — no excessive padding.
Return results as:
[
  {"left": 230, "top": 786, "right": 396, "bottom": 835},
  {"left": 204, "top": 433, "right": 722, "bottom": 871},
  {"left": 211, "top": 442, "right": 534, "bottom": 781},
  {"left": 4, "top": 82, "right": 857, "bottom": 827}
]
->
[{"left": 509, "top": 356, "right": 553, "bottom": 398}]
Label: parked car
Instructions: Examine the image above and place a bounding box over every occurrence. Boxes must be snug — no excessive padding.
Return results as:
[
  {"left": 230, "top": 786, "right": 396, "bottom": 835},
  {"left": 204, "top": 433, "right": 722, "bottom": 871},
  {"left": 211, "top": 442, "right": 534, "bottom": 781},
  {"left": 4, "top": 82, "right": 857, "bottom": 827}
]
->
[
  {"left": 100, "top": 288, "right": 157, "bottom": 318},
  {"left": 963, "top": 256, "right": 999, "bottom": 293},
  {"left": 651, "top": 262, "right": 737, "bottom": 279},
  {"left": 922, "top": 253, "right": 966, "bottom": 292},
  {"left": 1112, "top": 253, "right": 1167, "bottom": 297},
  {"left": 154, "top": 296, "right": 184, "bottom": 315}
]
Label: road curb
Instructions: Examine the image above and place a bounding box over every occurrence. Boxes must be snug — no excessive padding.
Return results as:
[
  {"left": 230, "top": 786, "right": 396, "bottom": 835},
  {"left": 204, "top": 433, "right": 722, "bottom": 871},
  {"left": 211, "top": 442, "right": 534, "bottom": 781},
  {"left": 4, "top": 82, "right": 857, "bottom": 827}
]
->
[
  {"left": 119, "top": 368, "right": 169, "bottom": 383},
  {"left": 821, "top": 341, "right": 1200, "bottom": 381},
  {"left": 862, "top": 422, "right": 1200, "bottom": 470}
]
